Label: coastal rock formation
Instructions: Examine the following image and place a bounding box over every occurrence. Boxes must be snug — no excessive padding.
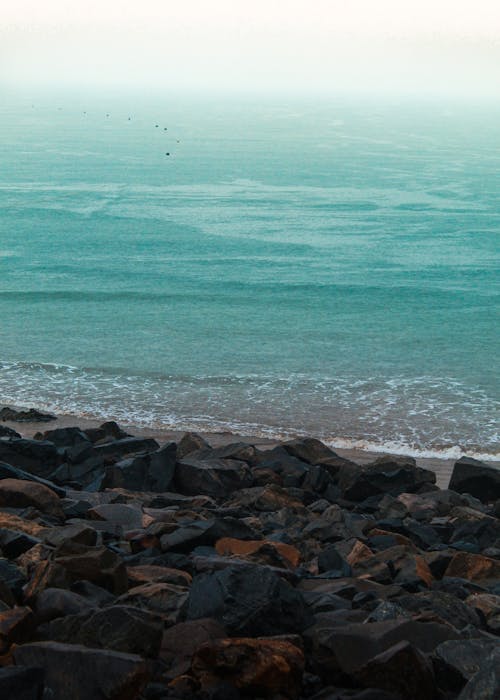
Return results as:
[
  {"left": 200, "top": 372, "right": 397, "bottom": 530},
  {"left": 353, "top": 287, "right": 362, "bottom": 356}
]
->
[{"left": 0, "top": 420, "right": 498, "bottom": 699}]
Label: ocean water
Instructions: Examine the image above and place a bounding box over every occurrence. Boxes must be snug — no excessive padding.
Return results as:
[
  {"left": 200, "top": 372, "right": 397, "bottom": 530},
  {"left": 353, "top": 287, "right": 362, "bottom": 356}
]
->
[{"left": 1, "top": 91, "right": 499, "bottom": 458}]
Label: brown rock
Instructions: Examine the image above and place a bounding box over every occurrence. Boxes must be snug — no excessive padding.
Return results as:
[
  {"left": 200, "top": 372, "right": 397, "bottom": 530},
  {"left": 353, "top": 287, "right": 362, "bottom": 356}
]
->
[
  {"left": 13, "top": 641, "right": 149, "bottom": 700},
  {"left": 215, "top": 537, "right": 300, "bottom": 568},
  {"left": 0, "top": 514, "right": 45, "bottom": 538},
  {"left": 346, "top": 540, "right": 374, "bottom": 567},
  {"left": 229, "top": 484, "right": 304, "bottom": 512},
  {"left": 54, "top": 542, "right": 128, "bottom": 594},
  {"left": 160, "top": 618, "right": 227, "bottom": 678},
  {"left": 117, "top": 582, "right": 188, "bottom": 624},
  {"left": 465, "top": 593, "right": 500, "bottom": 620},
  {"left": 368, "top": 527, "right": 417, "bottom": 550},
  {"left": 126, "top": 565, "right": 192, "bottom": 587},
  {"left": 445, "top": 552, "right": 500, "bottom": 583},
  {"left": 23, "top": 561, "right": 71, "bottom": 604},
  {"left": 0, "top": 479, "right": 62, "bottom": 517},
  {"left": 355, "top": 640, "right": 435, "bottom": 700},
  {"left": 191, "top": 637, "right": 305, "bottom": 699},
  {"left": 0, "top": 607, "right": 34, "bottom": 654}
]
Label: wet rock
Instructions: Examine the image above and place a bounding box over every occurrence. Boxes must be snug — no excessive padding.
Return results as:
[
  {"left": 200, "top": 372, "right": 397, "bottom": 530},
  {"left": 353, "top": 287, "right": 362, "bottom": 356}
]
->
[
  {"left": 0, "top": 406, "right": 56, "bottom": 422},
  {"left": 0, "top": 479, "right": 63, "bottom": 517},
  {"left": 160, "top": 618, "right": 227, "bottom": 677},
  {"left": 186, "top": 564, "right": 312, "bottom": 636},
  {"left": 355, "top": 640, "right": 435, "bottom": 700},
  {"left": 191, "top": 637, "right": 305, "bottom": 699},
  {"left": 13, "top": 641, "right": 149, "bottom": 700},
  {"left": 37, "top": 605, "right": 163, "bottom": 657},
  {"left": 175, "top": 457, "right": 252, "bottom": 499},
  {"left": 449, "top": 457, "right": 500, "bottom": 503},
  {"left": 0, "top": 439, "right": 60, "bottom": 478},
  {"left": 0, "top": 666, "right": 45, "bottom": 700},
  {"left": 54, "top": 541, "right": 128, "bottom": 594}
]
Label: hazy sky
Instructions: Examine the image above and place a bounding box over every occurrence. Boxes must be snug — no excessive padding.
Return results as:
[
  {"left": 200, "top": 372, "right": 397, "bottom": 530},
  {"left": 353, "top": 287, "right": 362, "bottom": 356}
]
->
[{"left": 2, "top": 1, "right": 500, "bottom": 96}]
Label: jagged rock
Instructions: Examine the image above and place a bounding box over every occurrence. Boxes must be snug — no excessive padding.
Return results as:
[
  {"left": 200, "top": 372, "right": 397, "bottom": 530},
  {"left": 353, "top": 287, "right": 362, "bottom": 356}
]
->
[
  {"left": 13, "top": 641, "right": 149, "bottom": 700},
  {"left": 191, "top": 637, "right": 305, "bottom": 699},
  {"left": 449, "top": 457, "right": 500, "bottom": 503},
  {"left": 160, "top": 618, "right": 227, "bottom": 678},
  {"left": 103, "top": 442, "right": 177, "bottom": 492},
  {"left": 175, "top": 456, "right": 252, "bottom": 498},
  {"left": 354, "top": 640, "right": 435, "bottom": 700},
  {"left": 92, "top": 437, "right": 160, "bottom": 460},
  {"left": 186, "top": 564, "right": 312, "bottom": 636},
  {"left": 23, "top": 561, "right": 71, "bottom": 603},
  {"left": 0, "top": 558, "right": 28, "bottom": 602},
  {"left": 456, "top": 647, "right": 500, "bottom": 699},
  {"left": 88, "top": 503, "right": 144, "bottom": 529},
  {"left": 0, "top": 527, "right": 39, "bottom": 558},
  {"left": 54, "top": 542, "right": 128, "bottom": 594},
  {"left": 398, "top": 591, "right": 482, "bottom": 629},
  {"left": 41, "top": 522, "right": 98, "bottom": 548},
  {"left": 433, "top": 638, "right": 499, "bottom": 693},
  {"left": 0, "top": 478, "right": 63, "bottom": 517},
  {"left": 176, "top": 432, "right": 210, "bottom": 460},
  {"left": 0, "top": 666, "right": 45, "bottom": 700},
  {"left": 159, "top": 517, "right": 257, "bottom": 554},
  {"left": 0, "top": 439, "right": 60, "bottom": 478},
  {"left": 338, "top": 456, "right": 435, "bottom": 501},
  {"left": 126, "top": 564, "right": 192, "bottom": 587},
  {"left": 317, "top": 546, "right": 352, "bottom": 577},
  {"left": 0, "top": 606, "right": 34, "bottom": 653},
  {"left": 116, "top": 582, "right": 188, "bottom": 624},
  {"left": 34, "top": 587, "right": 96, "bottom": 623},
  {"left": 83, "top": 421, "right": 131, "bottom": 444},
  {"left": 0, "top": 461, "right": 66, "bottom": 497},
  {"left": 0, "top": 424, "right": 21, "bottom": 438},
  {"left": 445, "top": 551, "right": 500, "bottom": 584},
  {"left": 0, "top": 406, "right": 56, "bottom": 422},
  {"left": 215, "top": 537, "right": 300, "bottom": 568},
  {"left": 227, "top": 484, "right": 304, "bottom": 512},
  {"left": 282, "top": 437, "right": 349, "bottom": 468},
  {"left": 37, "top": 605, "right": 162, "bottom": 657}
]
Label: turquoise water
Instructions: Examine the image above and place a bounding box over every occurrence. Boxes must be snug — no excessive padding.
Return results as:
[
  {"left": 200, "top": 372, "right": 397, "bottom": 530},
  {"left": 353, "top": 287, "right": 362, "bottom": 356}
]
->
[{"left": 1, "top": 91, "right": 499, "bottom": 457}]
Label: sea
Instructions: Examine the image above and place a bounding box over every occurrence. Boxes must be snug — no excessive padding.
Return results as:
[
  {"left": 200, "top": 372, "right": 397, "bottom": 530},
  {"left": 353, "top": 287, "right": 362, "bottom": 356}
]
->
[{"left": 1, "top": 90, "right": 499, "bottom": 460}]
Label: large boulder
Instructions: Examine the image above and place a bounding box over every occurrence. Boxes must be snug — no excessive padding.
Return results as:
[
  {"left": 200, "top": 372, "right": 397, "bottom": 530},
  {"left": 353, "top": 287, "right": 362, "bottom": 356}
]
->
[
  {"left": 0, "top": 479, "right": 63, "bottom": 517},
  {"left": 160, "top": 618, "right": 227, "bottom": 677},
  {"left": 0, "top": 406, "right": 55, "bottom": 422},
  {"left": 338, "top": 456, "right": 436, "bottom": 501},
  {"left": 103, "top": 442, "right": 176, "bottom": 492},
  {"left": 0, "top": 666, "right": 45, "bottom": 700},
  {"left": 36, "top": 427, "right": 92, "bottom": 464},
  {"left": 13, "top": 641, "right": 149, "bottom": 700},
  {"left": 0, "top": 461, "right": 66, "bottom": 497},
  {"left": 191, "top": 637, "right": 305, "bottom": 699},
  {"left": 186, "top": 564, "right": 312, "bottom": 636},
  {"left": 457, "top": 648, "right": 500, "bottom": 700},
  {"left": 175, "top": 456, "right": 253, "bottom": 498},
  {"left": 449, "top": 457, "right": 500, "bottom": 503},
  {"left": 92, "top": 437, "right": 159, "bottom": 460},
  {"left": 53, "top": 542, "right": 128, "bottom": 594},
  {"left": 0, "top": 438, "right": 60, "bottom": 478}
]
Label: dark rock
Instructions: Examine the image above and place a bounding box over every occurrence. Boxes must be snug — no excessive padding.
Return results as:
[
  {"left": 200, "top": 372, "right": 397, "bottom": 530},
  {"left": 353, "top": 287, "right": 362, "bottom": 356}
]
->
[
  {"left": 70, "top": 580, "right": 116, "bottom": 606},
  {"left": 397, "top": 591, "right": 483, "bottom": 629},
  {"left": 0, "top": 557, "right": 28, "bottom": 601},
  {"left": 176, "top": 432, "right": 210, "bottom": 460},
  {"left": 93, "top": 436, "right": 160, "bottom": 460},
  {"left": 186, "top": 564, "right": 312, "bottom": 635},
  {"left": 445, "top": 551, "right": 500, "bottom": 584},
  {"left": 88, "top": 503, "right": 144, "bottom": 529},
  {"left": 0, "top": 478, "right": 63, "bottom": 517},
  {"left": 0, "top": 528, "right": 39, "bottom": 558},
  {"left": 37, "top": 605, "right": 163, "bottom": 657},
  {"left": 160, "top": 618, "right": 227, "bottom": 678},
  {"left": 0, "top": 438, "right": 60, "bottom": 478},
  {"left": 317, "top": 546, "right": 352, "bottom": 577},
  {"left": 13, "top": 641, "right": 149, "bottom": 700},
  {"left": 34, "top": 587, "right": 96, "bottom": 623},
  {"left": 41, "top": 522, "right": 99, "bottom": 548},
  {"left": 54, "top": 541, "right": 128, "bottom": 594},
  {"left": 191, "top": 637, "right": 305, "bottom": 700},
  {"left": 0, "top": 406, "right": 56, "bottom": 422},
  {"left": 175, "top": 457, "right": 252, "bottom": 498},
  {"left": 0, "top": 666, "right": 45, "bottom": 700},
  {"left": 117, "top": 582, "right": 188, "bottom": 624},
  {"left": 160, "top": 517, "right": 258, "bottom": 554},
  {"left": 0, "top": 461, "right": 66, "bottom": 497},
  {"left": 103, "top": 442, "right": 176, "bottom": 492},
  {"left": 449, "top": 457, "right": 500, "bottom": 503},
  {"left": 433, "top": 638, "right": 499, "bottom": 693},
  {"left": 339, "top": 456, "right": 435, "bottom": 501},
  {"left": 456, "top": 647, "right": 500, "bottom": 699},
  {"left": 0, "top": 424, "right": 21, "bottom": 438},
  {"left": 0, "top": 606, "right": 35, "bottom": 653},
  {"left": 354, "top": 640, "right": 435, "bottom": 700}
]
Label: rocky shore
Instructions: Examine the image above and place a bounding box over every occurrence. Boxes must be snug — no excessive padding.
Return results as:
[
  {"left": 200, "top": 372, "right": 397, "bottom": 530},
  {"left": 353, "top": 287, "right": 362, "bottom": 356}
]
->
[{"left": 0, "top": 409, "right": 499, "bottom": 699}]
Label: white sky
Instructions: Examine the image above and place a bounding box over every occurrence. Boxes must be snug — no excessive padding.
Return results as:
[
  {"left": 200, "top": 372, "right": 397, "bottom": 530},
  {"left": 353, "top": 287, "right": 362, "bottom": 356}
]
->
[{"left": 2, "top": 1, "right": 500, "bottom": 96}]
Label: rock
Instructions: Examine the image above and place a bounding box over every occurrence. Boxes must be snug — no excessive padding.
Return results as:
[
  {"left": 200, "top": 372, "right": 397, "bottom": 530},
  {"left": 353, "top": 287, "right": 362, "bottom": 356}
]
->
[
  {"left": 83, "top": 421, "right": 131, "bottom": 444},
  {"left": 355, "top": 640, "right": 435, "bottom": 700},
  {"left": 0, "top": 461, "right": 66, "bottom": 497},
  {"left": 176, "top": 432, "right": 210, "bottom": 460},
  {"left": 444, "top": 552, "right": 500, "bottom": 584},
  {"left": 0, "top": 406, "right": 56, "bottom": 422},
  {"left": 0, "top": 424, "right": 21, "bottom": 438},
  {"left": 117, "top": 582, "right": 188, "bottom": 624},
  {"left": 175, "top": 456, "right": 252, "bottom": 498},
  {"left": 317, "top": 546, "right": 352, "bottom": 577},
  {"left": 397, "top": 591, "right": 482, "bottom": 629},
  {"left": 228, "top": 484, "right": 304, "bottom": 512},
  {"left": 186, "top": 564, "right": 312, "bottom": 636},
  {"left": 0, "top": 558, "right": 27, "bottom": 602},
  {"left": 37, "top": 605, "right": 163, "bottom": 657},
  {"left": 0, "top": 438, "right": 60, "bottom": 478},
  {"left": 215, "top": 537, "right": 301, "bottom": 569},
  {"left": 449, "top": 457, "right": 500, "bottom": 503},
  {"left": 41, "top": 523, "right": 98, "bottom": 549},
  {"left": 103, "top": 442, "right": 177, "bottom": 492},
  {"left": 126, "top": 564, "right": 192, "bottom": 587},
  {"left": 0, "top": 478, "right": 63, "bottom": 517},
  {"left": 0, "top": 528, "right": 39, "bottom": 558},
  {"left": 433, "top": 639, "right": 499, "bottom": 690},
  {"left": 34, "top": 587, "right": 95, "bottom": 623},
  {"left": 23, "top": 561, "right": 71, "bottom": 603},
  {"left": 282, "top": 437, "right": 345, "bottom": 467},
  {"left": 13, "top": 641, "right": 149, "bottom": 700},
  {"left": 191, "top": 637, "right": 305, "bottom": 699},
  {"left": 0, "top": 666, "right": 45, "bottom": 700},
  {"left": 93, "top": 437, "right": 160, "bottom": 460},
  {"left": 54, "top": 542, "right": 128, "bottom": 594},
  {"left": 0, "top": 606, "right": 34, "bottom": 653},
  {"left": 456, "top": 648, "right": 500, "bottom": 700},
  {"left": 88, "top": 503, "right": 144, "bottom": 530},
  {"left": 339, "top": 457, "right": 435, "bottom": 501},
  {"left": 160, "top": 618, "right": 227, "bottom": 677}
]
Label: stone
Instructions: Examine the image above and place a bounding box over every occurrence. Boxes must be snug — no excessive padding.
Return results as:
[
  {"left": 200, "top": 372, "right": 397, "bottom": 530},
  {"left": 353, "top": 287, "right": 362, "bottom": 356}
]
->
[
  {"left": 160, "top": 618, "right": 227, "bottom": 677},
  {"left": 126, "top": 565, "right": 192, "bottom": 587},
  {"left": 34, "top": 587, "right": 95, "bottom": 623},
  {"left": 339, "top": 457, "right": 435, "bottom": 501},
  {"left": 13, "top": 641, "right": 149, "bottom": 700},
  {"left": 37, "top": 605, "right": 163, "bottom": 658},
  {"left": 54, "top": 542, "right": 128, "bottom": 594},
  {"left": 445, "top": 552, "right": 500, "bottom": 583},
  {"left": 456, "top": 648, "right": 500, "bottom": 700},
  {"left": 282, "top": 437, "right": 344, "bottom": 467},
  {"left": 93, "top": 436, "right": 160, "bottom": 460},
  {"left": 41, "top": 523, "right": 98, "bottom": 548},
  {"left": 175, "top": 457, "right": 252, "bottom": 498},
  {"left": 0, "top": 424, "right": 21, "bottom": 438},
  {"left": 0, "top": 558, "right": 27, "bottom": 602},
  {"left": 0, "top": 606, "right": 34, "bottom": 653},
  {"left": 0, "top": 479, "right": 63, "bottom": 517},
  {"left": 0, "top": 528, "right": 39, "bottom": 558},
  {"left": 355, "top": 640, "right": 435, "bottom": 700},
  {"left": 23, "top": 561, "right": 71, "bottom": 604},
  {"left": 398, "top": 591, "right": 482, "bottom": 629},
  {"left": 228, "top": 484, "right": 304, "bottom": 512},
  {"left": 191, "top": 637, "right": 305, "bottom": 699},
  {"left": 449, "top": 457, "right": 500, "bottom": 503},
  {"left": 317, "top": 546, "right": 352, "bottom": 576},
  {"left": 215, "top": 537, "right": 301, "bottom": 568},
  {"left": 117, "top": 582, "right": 188, "bottom": 624},
  {"left": 186, "top": 564, "right": 312, "bottom": 636},
  {"left": 433, "top": 639, "right": 499, "bottom": 688},
  {"left": 176, "top": 432, "right": 210, "bottom": 460},
  {"left": 0, "top": 438, "right": 60, "bottom": 478},
  {"left": 0, "top": 666, "right": 45, "bottom": 700},
  {"left": 103, "top": 442, "right": 177, "bottom": 492},
  {"left": 88, "top": 503, "right": 144, "bottom": 529},
  {"left": 0, "top": 461, "right": 66, "bottom": 497},
  {"left": 0, "top": 406, "right": 55, "bottom": 422}
]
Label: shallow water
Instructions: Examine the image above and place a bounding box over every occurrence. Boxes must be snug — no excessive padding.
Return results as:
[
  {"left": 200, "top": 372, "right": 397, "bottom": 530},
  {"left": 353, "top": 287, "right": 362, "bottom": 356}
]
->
[{"left": 1, "top": 91, "right": 499, "bottom": 457}]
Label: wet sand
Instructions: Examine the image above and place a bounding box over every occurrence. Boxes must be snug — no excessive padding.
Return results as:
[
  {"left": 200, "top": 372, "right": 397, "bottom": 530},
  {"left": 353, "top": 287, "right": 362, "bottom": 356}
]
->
[{"left": 3, "top": 408, "right": 494, "bottom": 490}]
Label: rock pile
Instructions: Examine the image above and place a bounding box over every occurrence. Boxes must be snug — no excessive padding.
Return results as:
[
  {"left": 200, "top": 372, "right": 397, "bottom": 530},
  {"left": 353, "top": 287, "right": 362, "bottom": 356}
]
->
[{"left": 0, "top": 425, "right": 499, "bottom": 699}]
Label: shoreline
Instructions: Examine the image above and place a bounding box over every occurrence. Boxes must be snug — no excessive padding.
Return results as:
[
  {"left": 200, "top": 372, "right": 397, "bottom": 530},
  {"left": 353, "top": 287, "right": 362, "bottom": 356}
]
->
[{"left": 3, "top": 406, "right": 499, "bottom": 489}]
